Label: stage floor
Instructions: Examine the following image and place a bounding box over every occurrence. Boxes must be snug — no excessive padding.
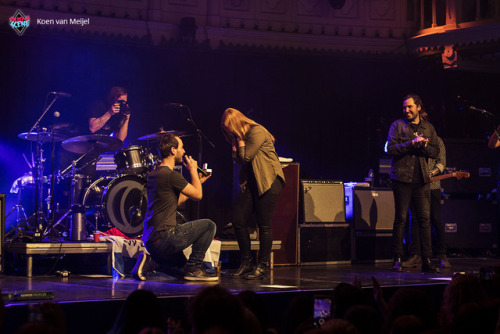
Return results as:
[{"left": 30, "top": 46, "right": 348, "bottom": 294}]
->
[
  {"left": 0, "top": 256, "right": 499, "bottom": 333},
  {"left": 0, "top": 259, "right": 479, "bottom": 303}
]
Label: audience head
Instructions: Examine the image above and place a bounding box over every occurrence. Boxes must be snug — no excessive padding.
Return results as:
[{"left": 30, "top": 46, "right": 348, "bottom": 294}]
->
[
  {"left": 109, "top": 289, "right": 166, "bottom": 334},
  {"left": 386, "top": 287, "right": 437, "bottom": 331},
  {"left": 189, "top": 286, "right": 246, "bottom": 334},
  {"left": 333, "top": 283, "right": 366, "bottom": 319},
  {"left": 440, "top": 273, "right": 488, "bottom": 327}
]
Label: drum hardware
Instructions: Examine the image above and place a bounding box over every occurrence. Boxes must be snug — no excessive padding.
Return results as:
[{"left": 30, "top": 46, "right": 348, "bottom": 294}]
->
[
  {"left": 5, "top": 199, "right": 28, "bottom": 232},
  {"left": 113, "top": 145, "right": 160, "bottom": 175},
  {"left": 18, "top": 131, "right": 67, "bottom": 143},
  {"left": 82, "top": 174, "right": 147, "bottom": 237},
  {"left": 46, "top": 134, "right": 125, "bottom": 239},
  {"left": 19, "top": 92, "right": 68, "bottom": 241},
  {"left": 61, "top": 134, "right": 123, "bottom": 155},
  {"left": 69, "top": 204, "right": 87, "bottom": 241},
  {"left": 17, "top": 131, "right": 53, "bottom": 241},
  {"left": 5, "top": 190, "right": 31, "bottom": 238},
  {"left": 43, "top": 155, "right": 97, "bottom": 238},
  {"left": 137, "top": 129, "right": 191, "bottom": 141},
  {"left": 114, "top": 145, "right": 148, "bottom": 175},
  {"left": 6, "top": 172, "right": 57, "bottom": 238}
]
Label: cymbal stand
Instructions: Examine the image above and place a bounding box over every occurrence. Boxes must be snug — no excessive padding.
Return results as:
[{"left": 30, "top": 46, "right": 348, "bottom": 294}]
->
[
  {"left": 26, "top": 94, "right": 61, "bottom": 242},
  {"left": 5, "top": 189, "right": 29, "bottom": 238},
  {"left": 31, "top": 134, "right": 47, "bottom": 241}
]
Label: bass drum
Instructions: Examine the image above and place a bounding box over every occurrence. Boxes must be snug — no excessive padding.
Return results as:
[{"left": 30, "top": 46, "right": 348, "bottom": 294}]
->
[{"left": 82, "top": 175, "right": 147, "bottom": 237}]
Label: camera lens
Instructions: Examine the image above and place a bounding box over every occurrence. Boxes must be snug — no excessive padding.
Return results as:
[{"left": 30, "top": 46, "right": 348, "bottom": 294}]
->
[{"left": 119, "top": 100, "right": 130, "bottom": 115}]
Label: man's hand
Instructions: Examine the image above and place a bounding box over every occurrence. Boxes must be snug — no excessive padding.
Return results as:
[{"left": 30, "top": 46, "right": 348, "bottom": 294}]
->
[
  {"left": 199, "top": 172, "right": 212, "bottom": 184},
  {"left": 183, "top": 155, "right": 199, "bottom": 174},
  {"left": 412, "top": 134, "right": 428, "bottom": 148},
  {"left": 108, "top": 102, "right": 120, "bottom": 116}
]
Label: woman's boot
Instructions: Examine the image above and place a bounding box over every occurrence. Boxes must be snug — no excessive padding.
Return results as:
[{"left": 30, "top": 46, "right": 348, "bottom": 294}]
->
[
  {"left": 229, "top": 257, "right": 253, "bottom": 278},
  {"left": 245, "top": 262, "right": 267, "bottom": 280}
]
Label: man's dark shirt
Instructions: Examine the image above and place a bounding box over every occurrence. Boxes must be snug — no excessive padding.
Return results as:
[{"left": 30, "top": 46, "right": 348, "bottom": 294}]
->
[
  {"left": 387, "top": 118, "right": 439, "bottom": 184},
  {"left": 142, "top": 166, "right": 188, "bottom": 246},
  {"left": 88, "top": 100, "right": 126, "bottom": 136},
  {"left": 409, "top": 122, "right": 424, "bottom": 184}
]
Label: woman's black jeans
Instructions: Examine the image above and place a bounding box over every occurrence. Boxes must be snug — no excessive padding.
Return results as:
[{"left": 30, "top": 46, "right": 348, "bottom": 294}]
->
[{"left": 232, "top": 176, "right": 282, "bottom": 264}]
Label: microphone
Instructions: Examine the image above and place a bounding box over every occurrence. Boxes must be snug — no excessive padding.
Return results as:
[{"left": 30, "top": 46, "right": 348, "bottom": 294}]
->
[
  {"left": 166, "top": 103, "right": 185, "bottom": 108},
  {"left": 468, "top": 106, "right": 488, "bottom": 114},
  {"left": 50, "top": 91, "right": 72, "bottom": 98},
  {"left": 457, "top": 96, "right": 487, "bottom": 113}
]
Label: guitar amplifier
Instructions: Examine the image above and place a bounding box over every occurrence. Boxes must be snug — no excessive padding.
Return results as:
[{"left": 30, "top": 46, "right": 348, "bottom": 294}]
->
[
  {"left": 301, "top": 180, "right": 346, "bottom": 223},
  {"left": 352, "top": 187, "right": 394, "bottom": 231}
]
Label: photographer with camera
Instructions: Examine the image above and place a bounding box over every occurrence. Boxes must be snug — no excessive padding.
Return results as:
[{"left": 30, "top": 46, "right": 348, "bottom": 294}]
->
[
  {"left": 89, "top": 86, "right": 131, "bottom": 142},
  {"left": 74, "top": 86, "right": 131, "bottom": 179}
]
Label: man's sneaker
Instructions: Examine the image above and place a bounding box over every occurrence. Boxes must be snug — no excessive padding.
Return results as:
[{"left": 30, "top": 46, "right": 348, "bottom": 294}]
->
[
  {"left": 402, "top": 254, "right": 422, "bottom": 268},
  {"left": 132, "top": 252, "right": 154, "bottom": 281},
  {"left": 184, "top": 264, "right": 219, "bottom": 282}
]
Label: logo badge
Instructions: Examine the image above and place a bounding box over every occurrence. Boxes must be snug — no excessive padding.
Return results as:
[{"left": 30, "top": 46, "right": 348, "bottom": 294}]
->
[{"left": 9, "top": 10, "right": 30, "bottom": 36}]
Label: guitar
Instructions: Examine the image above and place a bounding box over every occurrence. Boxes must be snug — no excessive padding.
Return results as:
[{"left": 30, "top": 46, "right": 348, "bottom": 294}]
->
[{"left": 430, "top": 171, "right": 470, "bottom": 182}]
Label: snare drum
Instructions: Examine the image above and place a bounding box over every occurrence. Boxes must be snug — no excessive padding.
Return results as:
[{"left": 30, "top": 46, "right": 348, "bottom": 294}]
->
[
  {"left": 82, "top": 174, "right": 147, "bottom": 237},
  {"left": 114, "top": 145, "right": 148, "bottom": 174}
]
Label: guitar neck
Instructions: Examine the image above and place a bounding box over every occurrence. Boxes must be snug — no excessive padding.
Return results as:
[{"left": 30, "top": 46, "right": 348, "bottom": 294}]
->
[
  {"left": 430, "top": 174, "right": 452, "bottom": 182},
  {"left": 430, "top": 172, "right": 470, "bottom": 182}
]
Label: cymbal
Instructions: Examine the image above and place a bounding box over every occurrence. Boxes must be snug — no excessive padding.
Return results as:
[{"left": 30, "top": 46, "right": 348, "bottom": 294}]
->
[
  {"left": 138, "top": 130, "right": 191, "bottom": 141},
  {"left": 62, "top": 134, "right": 123, "bottom": 154},
  {"left": 18, "top": 131, "right": 68, "bottom": 143}
]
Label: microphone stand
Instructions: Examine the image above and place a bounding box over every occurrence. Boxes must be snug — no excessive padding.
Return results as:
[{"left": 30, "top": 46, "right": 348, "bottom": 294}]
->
[
  {"left": 183, "top": 105, "right": 215, "bottom": 219},
  {"left": 49, "top": 115, "right": 57, "bottom": 226},
  {"left": 468, "top": 105, "right": 500, "bottom": 140},
  {"left": 26, "top": 94, "right": 60, "bottom": 242}
]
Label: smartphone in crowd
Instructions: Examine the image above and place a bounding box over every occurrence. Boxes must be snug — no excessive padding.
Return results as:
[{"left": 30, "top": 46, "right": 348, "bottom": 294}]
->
[{"left": 313, "top": 295, "right": 332, "bottom": 328}]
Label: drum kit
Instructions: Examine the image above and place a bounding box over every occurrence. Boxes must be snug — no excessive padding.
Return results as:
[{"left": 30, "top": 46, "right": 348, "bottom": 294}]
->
[{"left": 8, "top": 129, "right": 191, "bottom": 241}]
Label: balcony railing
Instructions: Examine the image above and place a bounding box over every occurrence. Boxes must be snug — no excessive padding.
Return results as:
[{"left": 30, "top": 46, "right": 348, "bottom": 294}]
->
[{"left": 416, "top": 0, "right": 500, "bottom": 33}]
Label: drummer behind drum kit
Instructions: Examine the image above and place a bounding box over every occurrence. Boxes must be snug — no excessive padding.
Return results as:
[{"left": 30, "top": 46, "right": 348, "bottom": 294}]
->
[{"left": 8, "top": 129, "right": 191, "bottom": 242}]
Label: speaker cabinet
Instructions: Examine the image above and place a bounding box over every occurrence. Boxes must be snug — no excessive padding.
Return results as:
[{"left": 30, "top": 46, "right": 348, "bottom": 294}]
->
[
  {"left": 301, "top": 180, "right": 346, "bottom": 223},
  {"left": 350, "top": 187, "right": 394, "bottom": 262},
  {"left": 352, "top": 187, "right": 394, "bottom": 231},
  {"left": 442, "top": 198, "right": 498, "bottom": 250},
  {"left": 271, "top": 163, "right": 300, "bottom": 265},
  {"left": 351, "top": 231, "right": 393, "bottom": 262},
  {"left": 298, "top": 224, "right": 351, "bottom": 264},
  {"left": 443, "top": 139, "right": 498, "bottom": 194}
]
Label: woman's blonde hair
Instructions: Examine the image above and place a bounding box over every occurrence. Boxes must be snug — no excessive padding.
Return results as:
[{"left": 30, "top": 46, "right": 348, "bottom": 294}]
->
[{"left": 221, "top": 108, "right": 275, "bottom": 143}]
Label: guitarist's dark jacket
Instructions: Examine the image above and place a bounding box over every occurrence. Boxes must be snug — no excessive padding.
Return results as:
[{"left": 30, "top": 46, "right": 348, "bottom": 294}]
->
[{"left": 386, "top": 118, "right": 439, "bottom": 184}]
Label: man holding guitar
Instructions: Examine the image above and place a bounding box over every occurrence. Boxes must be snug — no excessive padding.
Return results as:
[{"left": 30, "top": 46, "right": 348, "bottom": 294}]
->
[{"left": 487, "top": 125, "right": 500, "bottom": 149}]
